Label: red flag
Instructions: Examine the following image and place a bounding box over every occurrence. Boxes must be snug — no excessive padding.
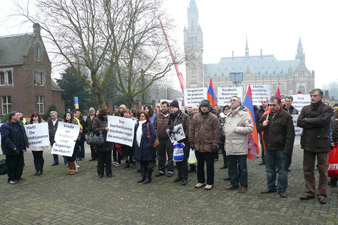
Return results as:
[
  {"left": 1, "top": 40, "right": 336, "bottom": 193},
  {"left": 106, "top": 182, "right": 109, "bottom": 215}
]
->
[
  {"left": 207, "top": 78, "right": 217, "bottom": 106},
  {"left": 243, "top": 85, "right": 259, "bottom": 160}
]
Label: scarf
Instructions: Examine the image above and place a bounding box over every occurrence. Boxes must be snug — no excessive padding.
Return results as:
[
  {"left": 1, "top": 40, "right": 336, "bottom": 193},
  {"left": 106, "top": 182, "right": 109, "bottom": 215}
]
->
[{"left": 136, "top": 120, "right": 147, "bottom": 147}]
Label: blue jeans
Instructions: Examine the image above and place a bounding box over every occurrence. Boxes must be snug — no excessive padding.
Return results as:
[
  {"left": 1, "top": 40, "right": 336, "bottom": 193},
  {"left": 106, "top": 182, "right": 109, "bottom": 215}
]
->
[
  {"left": 53, "top": 154, "right": 67, "bottom": 164},
  {"left": 265, "top": 150, "right": 288, "bottom": 191},
  {"left": 228, "top": 155, "right": 248, "bottom": 188}
]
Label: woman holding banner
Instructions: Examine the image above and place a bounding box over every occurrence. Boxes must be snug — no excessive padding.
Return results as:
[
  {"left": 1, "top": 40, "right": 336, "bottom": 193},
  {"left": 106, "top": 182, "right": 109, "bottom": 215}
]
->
[
  {"left": 64, "top": 112, "right": 81, "bottom": 175},
  {"left": 28, "top": 113, "right": 48, "bottom": 176},
  {"left": 122, "top": 109, "right": 136, "bottom": 169},
  {"left": 92, "top": 108, "right": 113, "bottom": 178},
  {"left": 134, "top": 111, "right": 156, "bottom": 184}
]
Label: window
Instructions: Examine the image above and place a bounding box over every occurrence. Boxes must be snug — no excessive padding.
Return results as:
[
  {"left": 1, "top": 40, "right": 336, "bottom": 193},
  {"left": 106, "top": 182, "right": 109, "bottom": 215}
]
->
[
  {"left": 2, "top": 96, "right": 11, "bottom": 115},
  {"left": 36, "top": 96, "right": 44, "bottom": 114},
  {"left": 0, "top": 69, "right": 13, "bottom": 86},
  {"left": 34, "top": 72, "right": 44, "bottom": 86},
  {"left": 280, "top": 83, "right": 286, "bottom": 91},
  {"left": 35, "top": 45, "right": 41, "bottom": 61},
  {"left": 298, "top": 71, "right": 305, "bottom": 76},
  {"left": 298, "top": 85, "right": 305, "bottom": 94}
]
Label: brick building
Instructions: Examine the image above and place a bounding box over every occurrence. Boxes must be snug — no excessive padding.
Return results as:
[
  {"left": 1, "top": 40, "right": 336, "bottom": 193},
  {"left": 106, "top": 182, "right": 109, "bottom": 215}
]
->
[
  {"left": 184, "top": 0, "right": 315, "bottom": 97},
  {"left": 0, "top": 23, "right": 64, "bottom": 117}
]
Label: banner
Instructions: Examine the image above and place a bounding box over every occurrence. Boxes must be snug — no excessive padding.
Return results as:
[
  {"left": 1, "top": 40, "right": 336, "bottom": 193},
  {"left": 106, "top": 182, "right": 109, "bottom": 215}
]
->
[
  {"left": 107, "top": 116, "right": 135, "bottom": 147},
  {"left": 251, "top": 85, "right": 270, "bottom": 105},
  {"left": 24, "top": 123, "right": 49, "bottom": 147},
  {"left": 166, "top": 124, "right": 185, "bottom": 143},
  {"left": 184, "top": 88, "right": 207, "bottom": 107},
  {"left": 217, "top": 87, "right": 243, "bottom": 106},
  {"left": 291, "top": 94, "right": 311, "bottom": 112},
  {"left": 51, "top": 122, "right": 80, "bottom": 157}
]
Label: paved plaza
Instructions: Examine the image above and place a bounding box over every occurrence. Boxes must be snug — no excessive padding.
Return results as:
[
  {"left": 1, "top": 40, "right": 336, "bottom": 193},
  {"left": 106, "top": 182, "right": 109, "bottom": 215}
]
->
[{"left": 1, "top": 143, "right": 338, "bottom": 225}]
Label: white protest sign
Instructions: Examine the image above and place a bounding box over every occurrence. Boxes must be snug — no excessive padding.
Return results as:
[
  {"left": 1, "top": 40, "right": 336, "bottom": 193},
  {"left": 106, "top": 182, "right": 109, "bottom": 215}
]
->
[
  {"left": 51, "top": 122, "right": 80, "bottom": 157},
  {"left": 24, "top": 123, "right": 50, "bottom": 147},
  {"left": 217, "top": 87, "right": 243, "bottom": 106},
  {"left": 292, "top": 115, "right": 302, "bottom": 140},
  {"left": 184, "top": 88, "right": 207, "bottom": 107},
  {"left": 291, "top": 94, "right": 311, "bottom": 112},
  {"left": 107, "top": 116, "right": 135, "bottom": 147},
  {"left": 251, "top": 85, "right": 270, "bottom": 105}
]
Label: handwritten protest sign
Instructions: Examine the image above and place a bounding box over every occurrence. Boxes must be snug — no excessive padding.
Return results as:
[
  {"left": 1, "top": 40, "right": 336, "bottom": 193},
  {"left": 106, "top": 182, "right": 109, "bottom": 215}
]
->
[
  {"left": 51, "top": 122, "right": 80, "bottom": 157},
  {"left": 217, "top": 87, "right": 243, "bottom": 105},
  {"left": 184, "top": 88, "right": 207, "bottom": 107},
  {"left": 291, "top": 94, "right": 311, "bottom": 112},
  {"left": 107, "top": 116, "right": 135, "bottom": 147},
  {"left": 24, "top": 123, "right": 49, "bottom": 148},
  {"left": 251, "top": 85, "right": 270, "bottom": 105},
  {"left": 292, "top": 115, "right": 302, "bottom": 140}
]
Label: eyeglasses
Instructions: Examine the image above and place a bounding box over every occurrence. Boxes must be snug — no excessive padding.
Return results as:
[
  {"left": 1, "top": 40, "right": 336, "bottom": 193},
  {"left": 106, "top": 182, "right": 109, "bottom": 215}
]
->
[
  {"left": 269, "top": 104, "right": 277, "bottom": 107},
  {"left": 230, "top": 99, "right": 237, "bottom": 102}
]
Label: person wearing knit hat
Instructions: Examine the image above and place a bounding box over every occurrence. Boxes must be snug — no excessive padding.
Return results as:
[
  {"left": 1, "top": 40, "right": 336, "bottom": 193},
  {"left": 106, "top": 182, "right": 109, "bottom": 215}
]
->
[
  {"left": 170, "top": 100, "right": 179, "bottom": 109},
  {"left": 85, "top": 107, "right": 97, "bottom": 161}
]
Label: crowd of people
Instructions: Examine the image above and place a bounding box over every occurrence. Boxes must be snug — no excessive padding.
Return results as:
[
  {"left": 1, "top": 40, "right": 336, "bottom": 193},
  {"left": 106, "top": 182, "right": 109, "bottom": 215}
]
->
[{"left": 1, "top": 88, "right": 338, "bottom": 204}]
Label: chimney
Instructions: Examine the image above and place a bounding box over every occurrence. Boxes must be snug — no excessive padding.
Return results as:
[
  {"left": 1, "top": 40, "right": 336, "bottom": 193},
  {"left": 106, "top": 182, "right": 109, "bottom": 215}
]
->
[
  {"left": 260, "top": 49, "right": 263, "bottom": 58},
  {"left": 33, "top": 23, "right": 41, "bottom": 37},
  {"left": 232, "top": 51, "right": 234, "bottom": 59}
]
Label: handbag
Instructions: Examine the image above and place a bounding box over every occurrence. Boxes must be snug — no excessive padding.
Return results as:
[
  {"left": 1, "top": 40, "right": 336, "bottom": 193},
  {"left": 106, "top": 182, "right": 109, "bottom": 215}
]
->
[
  {"left": 147, "top": 123, "right": 159, "bottom": 149},
  {"left": 173, "top": 142, "right": 185, "bottom": 162},
  {"left": 86, "top": 132, "right": 94, "bottom": 145},
  {"left": 328, "top": 144, "right": 338, "bottom": 178},
  {"left": 92, "top": 131, "right": 105, "bottom": 147}
]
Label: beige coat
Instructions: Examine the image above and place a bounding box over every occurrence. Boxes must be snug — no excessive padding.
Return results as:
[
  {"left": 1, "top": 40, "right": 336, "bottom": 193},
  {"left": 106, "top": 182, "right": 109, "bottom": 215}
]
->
[{"left": 224, "top": 106, "right": 254, "bottom": 155}]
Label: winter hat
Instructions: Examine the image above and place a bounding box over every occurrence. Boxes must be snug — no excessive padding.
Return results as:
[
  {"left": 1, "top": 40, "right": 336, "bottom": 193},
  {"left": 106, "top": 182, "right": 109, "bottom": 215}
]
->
[{"left": 170, "top": 100, "right": 179, "bottom": 108}]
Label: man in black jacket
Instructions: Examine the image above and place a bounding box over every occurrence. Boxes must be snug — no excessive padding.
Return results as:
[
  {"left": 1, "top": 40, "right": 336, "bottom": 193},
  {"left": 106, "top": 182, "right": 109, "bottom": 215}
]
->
[
  {"left": 48, "top": 111, "right": 65, "bottom": 166},
  {"left": 297, "top": 89, "right": 333, "bottom": 204},
  {"left": 256, "top": 98, "right": 269, "bottom": 165},
  {"left": 1, "top": 111, "right": 29, "bottom": 184}
]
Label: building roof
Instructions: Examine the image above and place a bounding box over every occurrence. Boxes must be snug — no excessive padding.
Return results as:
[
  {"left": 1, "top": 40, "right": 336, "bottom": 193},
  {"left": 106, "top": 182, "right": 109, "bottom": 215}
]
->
[
  {"left": 204, "top": 54, "right": 301, "bottom": 78},
  {"left": 51, "top": 79, "right": 63, "bottom": 91},
  {"left": 0, "top": 33, "right": 34, "bottom": 66}
]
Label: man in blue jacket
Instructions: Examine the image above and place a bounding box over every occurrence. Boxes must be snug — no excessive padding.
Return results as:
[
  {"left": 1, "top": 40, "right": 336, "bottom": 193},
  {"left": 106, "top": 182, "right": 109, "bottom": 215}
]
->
[{"left": 1, "top": 111, "right": 29, "bottom": 184}]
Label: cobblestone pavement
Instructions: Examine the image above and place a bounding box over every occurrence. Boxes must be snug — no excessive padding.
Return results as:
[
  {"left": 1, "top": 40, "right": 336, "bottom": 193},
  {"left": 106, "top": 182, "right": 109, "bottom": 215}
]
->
[{"left": 1, "top": 143, "right": 338, "bottom": 225}]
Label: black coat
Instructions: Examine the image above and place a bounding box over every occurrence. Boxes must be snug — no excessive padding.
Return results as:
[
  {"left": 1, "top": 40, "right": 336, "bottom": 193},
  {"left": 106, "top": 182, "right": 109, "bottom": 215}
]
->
[
  {"left": 1, "top": 120, "right": 29, "bottom": 155},
  {"left": 134, "top": 121, "right": 156, "bottom": 162},
  {"left": 92, "top": 117, "right": 113, "bottom": 152},
  {"left": 297, "top": 101, "right": 333, "bottom": 152}
]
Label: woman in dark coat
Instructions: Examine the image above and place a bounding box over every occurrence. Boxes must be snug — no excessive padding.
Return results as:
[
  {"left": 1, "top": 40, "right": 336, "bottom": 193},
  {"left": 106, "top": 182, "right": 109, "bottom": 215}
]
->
[
  {"left": 77, "top": 112, "right": 86, "bottom": 161},
  {"left": 63, "top": 112, "right": 81, "bottom": 175},
  {"left": 92, "top": 108, "right": 113, "bottom": 178},
  {"left": 134, "top": 110, "right": 156, "bottom": 184}
]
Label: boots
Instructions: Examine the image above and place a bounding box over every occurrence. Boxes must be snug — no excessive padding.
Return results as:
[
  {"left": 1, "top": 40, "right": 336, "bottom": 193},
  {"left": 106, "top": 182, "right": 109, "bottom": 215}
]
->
[
  {"left": 66, "top": 162, "right": 78, "bottom": 175},
  {"left": 143, "top": 164, "right": 153, "bottom": 184},
  {"left": 36, "top": 159, "right": 44, "bottom": 176},
  {"left": 137, "top": 164, "right": 146, "bottom": 183},
  {"left": 66, "top": 162, "right": 72, "bottom": 175},
  {"left": 33, "top": 159, "right": 39, "bottom": 176}
]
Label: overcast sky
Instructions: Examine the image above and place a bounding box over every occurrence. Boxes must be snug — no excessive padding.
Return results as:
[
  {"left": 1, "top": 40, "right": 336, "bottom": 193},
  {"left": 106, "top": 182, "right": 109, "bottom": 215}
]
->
[{"left": 1, "top": 0, "right": 337, "bottom": 89}]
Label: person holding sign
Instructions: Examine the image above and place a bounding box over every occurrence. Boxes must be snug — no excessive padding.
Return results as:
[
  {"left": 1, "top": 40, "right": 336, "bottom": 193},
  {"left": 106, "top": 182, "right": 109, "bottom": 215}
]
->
[
  {"left": 134, "top": 111, "right": 156, "bottom": 184},
  {"left": 92, "top": 108, "right": 113, "bottom": 178},
  {"left": 63, "top": 112, "right": 81, "bottom": 175},
  {"left": 28, "top": 113, "right": 49, "bottom": 176}
]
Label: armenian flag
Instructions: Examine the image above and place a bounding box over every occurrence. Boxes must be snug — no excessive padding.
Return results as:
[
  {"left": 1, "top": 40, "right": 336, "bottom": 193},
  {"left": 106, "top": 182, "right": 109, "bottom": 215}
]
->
[
  {"left": 243, "top": 85, "right": 259, "bottom": 160},
  {"left": 207, "top": 78, "right": 217, "bottom": 106}
]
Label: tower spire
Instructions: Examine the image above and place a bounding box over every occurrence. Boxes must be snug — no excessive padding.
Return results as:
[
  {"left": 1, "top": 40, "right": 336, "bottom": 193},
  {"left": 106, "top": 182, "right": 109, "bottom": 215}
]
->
[
  {"left": 245, "top": 35, "right": 249, "bottom": 58},
  {"left": 296, "top": 36, "right": 305, "bottom": 65}
]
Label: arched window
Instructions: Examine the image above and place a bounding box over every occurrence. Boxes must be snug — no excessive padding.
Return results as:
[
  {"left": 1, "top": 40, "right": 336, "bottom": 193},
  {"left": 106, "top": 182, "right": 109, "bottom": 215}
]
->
[
  {"left": 35, "top": 45, "right": 41, "bottom": 61},
  {"left": 298, "top": 85, "right": 305, "bottom": 94}
]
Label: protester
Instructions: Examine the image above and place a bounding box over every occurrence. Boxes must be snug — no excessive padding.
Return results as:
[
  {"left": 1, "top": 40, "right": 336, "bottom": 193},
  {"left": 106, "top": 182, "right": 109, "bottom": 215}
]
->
[
  {"left": 1, "top": 111, "right": 29, "bottom": 184},
  {"left": 92, "top": 108, "right": 113, "bottom": 178},
  {"left": 113, "top": 108, "right": 124, "bottom": 166},
  {"left": 168, "top": 100, "right": 190, "bottom": 186},
  {"left": 189, "top": 100, "right": 220, "bottom": 190},
  {"left": 224, "top": 96, "right": 254, "bottom": 194},
  {"left": 28, "top": 113, "right": 48, "bottom": 176},
  {"left": 154, "top": 101, "right": 172, "bottom": 177},
  {"left": 76, "top": 111, "right": 86, "bottom": 161},
  {"left": 122, "top": 109, "right": 136, "bottom": 169},
  {"left": 144, "top": 105, "right": 156, "bottom": 124},
  {"left": 48, "top": 111, "right": 67, "bottom": 166},
  {"left": 297, "top": 89, "right": 333, "bottom": 204},
  {"left": 256, "top": 98, "right": 269, "bottom": 166},
  {"left": 188, "top": 105, "right": 199, "bottom": 173},
  {"left": 219, "top": 105, "right": 230, "bottom": 170},
  {"left": 134, "top": 110, "right": 156, "bottom": 184},
  {"left": 116, "top": 104, "right": 126, "bottom": 117},
  {"left": 63, "top": 112, "right": 81, "bottom": 175},
  {"left": 329, "top": 104, "right": 338, "bottom": 187},
  {"left": 258, "top": 97, "right": 295, "bottom": 198},
  {"left": 85, "top": 107, "right": 97, "bottom": 161}
]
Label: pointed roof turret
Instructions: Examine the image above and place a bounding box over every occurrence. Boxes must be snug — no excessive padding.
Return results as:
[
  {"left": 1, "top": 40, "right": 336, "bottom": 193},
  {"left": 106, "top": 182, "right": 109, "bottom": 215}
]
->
[
  {"left": 296, "top": 36, "right": 305, "bottom": 65},
  {"left": 245, "top": 35, "right": 249, "bottom": 58}
]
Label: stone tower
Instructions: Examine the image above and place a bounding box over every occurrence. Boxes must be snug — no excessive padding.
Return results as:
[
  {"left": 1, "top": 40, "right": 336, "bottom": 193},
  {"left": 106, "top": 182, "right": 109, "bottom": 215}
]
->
[
  {"left": 296, "top": 36, "right": 305, "bottom": 65},
  {"left": 184, "top": 0, "right": 204, "bottom": 88}
]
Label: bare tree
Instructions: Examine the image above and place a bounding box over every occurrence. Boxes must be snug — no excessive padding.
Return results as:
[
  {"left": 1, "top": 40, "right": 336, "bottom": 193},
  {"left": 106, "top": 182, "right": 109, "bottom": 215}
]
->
[{"left": 19, "top": 0, "right": 175, "bottom": 108}]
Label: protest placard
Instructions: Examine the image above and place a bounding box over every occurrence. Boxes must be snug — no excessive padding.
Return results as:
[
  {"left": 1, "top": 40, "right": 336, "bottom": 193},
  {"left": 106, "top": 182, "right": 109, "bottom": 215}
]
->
[
  {"left": 292, "top": 115, "right": 302, "bottom": 140},
  {"left": 251, "top": 85, "right": 270, "bottom": 105},
  {"left": 184, "top": 88, "right": 207, "bottom": 107},
  {"left": 24, "top": 123, "right": 49, "bottom": 148},
  {"left": 51, "top": 122, "right": 80, "bottom": 157},
  {"left": 107, "top": 116, "right": 135, "bottom": 147},
  {"left": 166, "top": 124, "right": 185, "bottom": 143},
  {"left": 291, "top": 94, "right": 311, "bottom": 112},
  {"left": 217, "top": 87, "right": 243, "bottom": 105}
]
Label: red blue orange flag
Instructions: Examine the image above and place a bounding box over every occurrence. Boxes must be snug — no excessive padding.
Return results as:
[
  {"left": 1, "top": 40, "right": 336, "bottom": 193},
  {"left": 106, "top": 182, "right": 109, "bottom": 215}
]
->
[
  {"left": 243, "top": 85, "right": 259, "bottom": 160},
  {"left": 274, "top": 82, "right": 283, "bottom": 107},
  {"left": 207, "top": 78, "right": 217, "bottom": 106}
]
